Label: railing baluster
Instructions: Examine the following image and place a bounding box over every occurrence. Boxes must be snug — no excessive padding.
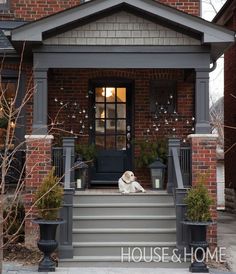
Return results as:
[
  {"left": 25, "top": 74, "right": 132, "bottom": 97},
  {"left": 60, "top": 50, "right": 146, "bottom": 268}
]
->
[
  {"left": 180, "top": 146, "right": 191, "bottom": 187},
  {"left": 52, "top": 147, "right": 63, "bottom": 180}
]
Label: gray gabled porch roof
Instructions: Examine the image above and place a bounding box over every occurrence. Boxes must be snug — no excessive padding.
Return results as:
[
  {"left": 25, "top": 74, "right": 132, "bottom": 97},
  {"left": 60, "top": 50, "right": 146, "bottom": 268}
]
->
[{"left": 11, "top": 0, "right": 235, "bottom": 60}]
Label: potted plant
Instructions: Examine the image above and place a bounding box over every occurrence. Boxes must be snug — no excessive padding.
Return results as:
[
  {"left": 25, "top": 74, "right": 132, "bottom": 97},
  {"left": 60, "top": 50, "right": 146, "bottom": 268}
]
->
[
  {"left": 135, "top": 139, "right": 167, "bottom": 168},
  {"left": 183, "top": 177, "right": 214, "bottom": 273},
  {"left": 33, "top": 168, "right": 64, "bottom": 272},
  {"left": 135, "top": 139, "right": 167, "bottom": 189},
  {"left": 75, "top": 143, "right": 96, "bottom": 163}
]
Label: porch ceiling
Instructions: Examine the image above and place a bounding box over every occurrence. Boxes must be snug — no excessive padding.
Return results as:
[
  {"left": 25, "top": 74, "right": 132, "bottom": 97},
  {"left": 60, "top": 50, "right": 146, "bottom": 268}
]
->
[{"left": 11, "top": 0, "right": 235, "bottom": 61}]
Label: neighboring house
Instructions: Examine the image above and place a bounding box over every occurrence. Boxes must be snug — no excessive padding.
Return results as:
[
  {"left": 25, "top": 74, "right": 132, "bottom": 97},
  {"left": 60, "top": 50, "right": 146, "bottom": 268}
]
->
[
  {"left": 214, "top": 0, "right": 236, "bottom": 213},
  {"left": 210, "top": 97, "right": 225, "bottom": 209},
  {"left": 0, "top": 0, "right": 235, "bottom": 265}
]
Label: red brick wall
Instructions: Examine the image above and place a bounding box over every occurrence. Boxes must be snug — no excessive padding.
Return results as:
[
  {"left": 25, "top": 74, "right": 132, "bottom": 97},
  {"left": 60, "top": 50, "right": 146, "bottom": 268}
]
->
[
  {"left": 48, "top": 68, "right": 195, "bottom": 188},
  {"left": 0, "top": 0, "right": 200, "bottom": 21},
  {"left": 224, "top": 10, "right": 236, "bottom": 189},
  {"left": 159, "top": 0, "right": 200, "bottom": 16},
  {"left": 0, "top": 65, "right": 195, "bottom": 188},
  {"left": 24, "top": 136, "right": 53, "bottom": 248},
  {"left": 189, "top": 135, "right": 217, "bottom": 248}
]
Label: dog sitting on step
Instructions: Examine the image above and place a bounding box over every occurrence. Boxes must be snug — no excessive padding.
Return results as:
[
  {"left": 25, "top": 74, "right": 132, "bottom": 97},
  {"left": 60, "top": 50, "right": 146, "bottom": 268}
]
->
[{"left": 118, "top": 171, "right": 146, "bottom": 194}]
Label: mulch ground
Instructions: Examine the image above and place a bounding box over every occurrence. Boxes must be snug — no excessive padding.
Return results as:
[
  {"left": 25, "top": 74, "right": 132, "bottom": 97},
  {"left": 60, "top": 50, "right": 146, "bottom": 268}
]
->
[{"left": 3, "top": 243, "right": 42, "bottom": 265}]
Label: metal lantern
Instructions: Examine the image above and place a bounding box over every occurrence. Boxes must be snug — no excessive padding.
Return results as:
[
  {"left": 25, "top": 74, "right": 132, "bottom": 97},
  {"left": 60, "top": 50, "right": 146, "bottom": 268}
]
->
[
  {"left": 149, "top": 158, "right": 166, "bottom": 189},
  {"left": 74, "top": 156, "right": 88, "bottom": 190}
]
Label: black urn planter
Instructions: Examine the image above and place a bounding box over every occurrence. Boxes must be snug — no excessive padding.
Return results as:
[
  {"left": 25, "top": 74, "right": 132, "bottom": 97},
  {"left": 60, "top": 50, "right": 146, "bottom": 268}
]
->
[
  {"left": 183, "top": 221, "right": 213, "bottom": 273},
  {"left": 33, "top": 219, "right": 65, "bottom": 272}
]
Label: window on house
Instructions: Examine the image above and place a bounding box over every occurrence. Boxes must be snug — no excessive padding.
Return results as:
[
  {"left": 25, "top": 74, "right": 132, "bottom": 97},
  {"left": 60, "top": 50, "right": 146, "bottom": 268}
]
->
[{"left": 0, "top": 0, "right": 9, "bottom": 10}]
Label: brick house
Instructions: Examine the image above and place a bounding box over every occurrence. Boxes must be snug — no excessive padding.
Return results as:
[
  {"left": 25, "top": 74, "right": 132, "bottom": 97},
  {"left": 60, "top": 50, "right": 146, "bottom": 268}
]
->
[
  {"left": 214, "top": 0, "right": 236, "bottom": 213},
  {"left": 0, "top": 0, "right": 235, "bottom": 266}
]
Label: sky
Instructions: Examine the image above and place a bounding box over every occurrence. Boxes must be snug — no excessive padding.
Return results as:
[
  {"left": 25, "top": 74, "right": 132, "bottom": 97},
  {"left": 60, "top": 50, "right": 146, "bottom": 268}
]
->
[{"left": 201, "top": 0, "right": 226, "bottom": 104}]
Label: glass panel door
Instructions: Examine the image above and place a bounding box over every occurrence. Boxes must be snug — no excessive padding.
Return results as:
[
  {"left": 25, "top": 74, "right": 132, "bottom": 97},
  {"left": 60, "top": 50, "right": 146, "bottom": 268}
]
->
[
  {"left": 95, "top": 87, "right": 127, "bottom": 151},
  {"left": 91, "top": 81, "right": 132, "bottom": 182}
]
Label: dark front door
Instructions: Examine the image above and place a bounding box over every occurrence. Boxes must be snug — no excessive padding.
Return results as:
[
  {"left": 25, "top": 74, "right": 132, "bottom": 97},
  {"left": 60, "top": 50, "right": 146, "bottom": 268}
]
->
[{"left": 90, "top": 79, "right": 133, "bottom": 183}]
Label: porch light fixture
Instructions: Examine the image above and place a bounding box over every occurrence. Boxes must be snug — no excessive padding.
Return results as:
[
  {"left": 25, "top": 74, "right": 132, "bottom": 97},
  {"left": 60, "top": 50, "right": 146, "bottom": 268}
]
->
[
  {"left": 74, "top": 156, "right": 88, "bottom": 190},
  {"left": 149, "top": 158, "right": 166, "bottom": 190},
  {"left": 102, "top": 87, "right": 114, "bottom": 98}
]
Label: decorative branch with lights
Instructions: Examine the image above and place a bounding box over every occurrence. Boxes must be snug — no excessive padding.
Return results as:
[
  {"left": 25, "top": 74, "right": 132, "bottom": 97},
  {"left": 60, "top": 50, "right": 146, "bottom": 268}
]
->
[
  {"left": 144, "top": 92, "right": 195, "bottom": 144},
  {"left": 51, "top": 87, "right": 93, "bottom": 136}
]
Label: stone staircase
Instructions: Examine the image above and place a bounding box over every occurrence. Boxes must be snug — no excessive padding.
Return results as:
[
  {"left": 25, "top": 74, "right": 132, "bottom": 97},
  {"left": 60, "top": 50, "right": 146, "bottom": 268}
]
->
[{"left": 60, "top": 190, "right": 185, "bottom": 267}]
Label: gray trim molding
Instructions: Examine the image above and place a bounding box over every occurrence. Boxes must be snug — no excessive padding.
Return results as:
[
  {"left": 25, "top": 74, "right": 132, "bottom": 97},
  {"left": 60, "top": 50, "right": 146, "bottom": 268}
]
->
[
  {"left": 195, "top": 69, "right": 210, "bottom": 134},
  {"left": 11, "top": 0, "right": 235, "bottom": 60},
  {"left": 32, "top": 69, "right": 48, "bottom": 134},
  {"left": 33, "top": 47, "right": 211, "bottom": 69},
  {"left": 33, "top": 45, "right": 210, "bottom": 53}
]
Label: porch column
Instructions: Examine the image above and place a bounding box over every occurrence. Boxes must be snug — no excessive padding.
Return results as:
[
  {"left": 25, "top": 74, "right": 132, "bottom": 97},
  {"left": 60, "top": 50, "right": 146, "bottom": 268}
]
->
[
  {"left": 32, "top": 68, "right": 48, "bottom": 135},
  {"left": 188, "top": 134, "right": 218, "bottom": 249},
  {"left": 25, "top": 68, "right": 51, "bottom": 247},
  {"left": 24, "top": 135, "right": 54, "bottom": 248},
  {"left": 195, "top": 70, "right": 210, "bottom": 134}
]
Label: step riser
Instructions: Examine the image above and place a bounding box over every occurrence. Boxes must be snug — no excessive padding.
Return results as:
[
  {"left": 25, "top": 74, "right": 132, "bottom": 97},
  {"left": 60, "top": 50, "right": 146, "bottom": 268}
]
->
[
  {"left": 73, "top": 207, "right": 175, "bottom": 216},
  {"left": 73, "top": 195, "right": 174, "bottom": 204},
  {"left": 59, "top": 261, "right": 189, "bottom": 268},
  {"left": 72, "top": 233, "right": 176, "bottom": 242},
  {"left": 70, "top": 192, "right": 177, "bottom": 264},
  {"left": 73, "top": 219, "right": 176, "bottom": 229},
  {"left": 73, "top": 246, "right": 176, "bottom": 257}
]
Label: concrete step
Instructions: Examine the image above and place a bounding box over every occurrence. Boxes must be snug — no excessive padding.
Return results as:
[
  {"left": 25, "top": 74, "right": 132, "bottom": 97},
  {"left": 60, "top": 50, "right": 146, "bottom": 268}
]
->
[
  {"left": 59, "top": 256, "right": 189, "bottom": 268},
  {"left": 72, "top": 228, "right": 176, "bottom": 242},
  {"left": 72, "top": 203, "right": 175, "bottom": 216},
  {"left": 68, "top": 191, "right": 177, "bottom": 265},
  {"left": 72, "top": 215, "right": 176, "bottom": 229},
  {"left": 73, "top": 192, "right": 174, "bottom": 204},
  {"left": 72, "top": 241, "right": 177, "bottom": 257}
]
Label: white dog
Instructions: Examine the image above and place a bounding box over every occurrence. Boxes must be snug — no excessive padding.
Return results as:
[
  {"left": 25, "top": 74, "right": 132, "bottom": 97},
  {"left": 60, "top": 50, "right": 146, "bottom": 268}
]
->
[{"left": 118, "top": 171, "right": 146, "bottom": 194}]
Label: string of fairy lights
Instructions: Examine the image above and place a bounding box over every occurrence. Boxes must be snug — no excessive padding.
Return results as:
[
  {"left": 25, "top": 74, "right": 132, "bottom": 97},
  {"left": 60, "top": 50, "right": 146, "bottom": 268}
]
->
[
  {"left": 52, "top": 87, "right": 195, "bottom": 142},
  {"left": 52, "top": 87, "right": 92, "bottom": 135},
  {"left": 144, "top": 93, "right": 195, "bottom": 143}
]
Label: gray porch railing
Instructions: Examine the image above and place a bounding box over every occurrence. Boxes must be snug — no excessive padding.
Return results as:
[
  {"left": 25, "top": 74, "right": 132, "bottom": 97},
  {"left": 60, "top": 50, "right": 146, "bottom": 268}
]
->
[
  {"left": 52, "top": 147, "right": 63, "bottom": 181},
  {"left": 167, "top": 138, "right": 190, "bottom": 254},
  {"left": 55, "top": 137, "right": 75, "bottom": 259},
  {"left": 180, "top": 146, "right": 191, "bottom": 187}
]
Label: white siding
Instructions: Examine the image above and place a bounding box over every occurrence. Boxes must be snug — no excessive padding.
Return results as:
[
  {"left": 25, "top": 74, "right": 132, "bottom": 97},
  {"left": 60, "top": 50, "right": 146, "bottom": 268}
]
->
[{"left": 217, "top": 162, "right": 225, "bottom": 209}]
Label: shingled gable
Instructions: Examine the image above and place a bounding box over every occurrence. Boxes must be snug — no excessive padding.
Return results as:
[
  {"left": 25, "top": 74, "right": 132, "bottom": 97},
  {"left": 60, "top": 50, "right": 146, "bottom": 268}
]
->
[{"left": 11, "top": 0, "right": 235, "bottom": 60}]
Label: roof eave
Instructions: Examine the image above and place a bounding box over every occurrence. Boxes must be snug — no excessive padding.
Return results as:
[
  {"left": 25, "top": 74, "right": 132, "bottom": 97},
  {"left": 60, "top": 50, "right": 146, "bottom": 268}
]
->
[
  {"left": 11, "top": 0, "right": 235, "bottom": 42},
  {"left": 210, "top": 41, "right": 235, "bottom": 61},
  {"left": 10, "top": 0, "right": 235, "bottom": 61}
]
